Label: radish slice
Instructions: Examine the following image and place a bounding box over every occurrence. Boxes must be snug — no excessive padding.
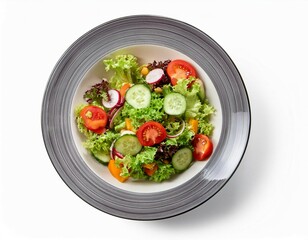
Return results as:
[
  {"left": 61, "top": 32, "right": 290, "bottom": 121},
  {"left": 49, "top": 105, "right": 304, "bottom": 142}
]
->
[
  {"left": 166, "top": 119, "right": 185, "bottom": 138},
  {"left": 109, "top": 107, "right": 123, "bottom": 129},
  {"left": 115, "top": 96, "right": 125, "bottom": 107},
  {"left": 108, "top": 107, "right": 118, "bottom": 118},
  {"left": 146, "top": 68, "right": 164, "bottom": 84},
  {"left": 102, "top": 89, "right": 121, "bottom": 109},
  {"left": 113, "top": 148, "right": 124, "bottom": 159}
]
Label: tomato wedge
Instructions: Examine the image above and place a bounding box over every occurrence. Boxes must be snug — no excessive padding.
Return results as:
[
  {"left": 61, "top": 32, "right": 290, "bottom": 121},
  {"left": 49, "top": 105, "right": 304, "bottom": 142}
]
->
[
  {"left": 167, "top": 59, "right": 197, "bottom": 85},
  {"left": 80, "top": 106, "right": 108, "bottom": 134},
  {"left": 192, "top": 134, "right": 213, "bottom": 160},
  {"left": 136, "top": 121, "right": 167, "bottom": 146}
]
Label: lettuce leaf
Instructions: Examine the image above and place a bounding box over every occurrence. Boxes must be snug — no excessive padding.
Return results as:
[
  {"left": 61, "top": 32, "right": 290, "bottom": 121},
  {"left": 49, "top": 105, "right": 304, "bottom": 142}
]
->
[
  {"left": 117, "top": 146, "right": 176, "bottom": 182},
  {"left": 121, "top": 92, "right": 165, "bottom": 128},
  {"left": 103, "top": 54, "right": 144, "bottom": 89},
  {"left": 83, "top": 130, "right": 120, "bottom": 154}
]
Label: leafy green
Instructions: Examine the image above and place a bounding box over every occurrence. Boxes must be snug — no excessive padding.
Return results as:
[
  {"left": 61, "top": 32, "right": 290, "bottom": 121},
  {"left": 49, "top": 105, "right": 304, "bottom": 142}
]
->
[
  {"left": 121, "top": 92, "right": 165, "bottom": 128},
  {"left": 83, "top": 130, "right": 120, "bottom": 154},
  {"left": 117, "top": 147, "right": 157, "bottom": 179},
  {"left": 165, "top": 126, "right": 195, "bottom": 147},
  {"left": 172, "top": 77, "right": 202, "bottom": 119},
  {"left": 83, "top": 79, "right": 110, "bottom": 104},
  {"left": 150, "top": 162, "right": 175, "bottom": 182},
  {"left": 196, "top": 100, "right": 216, "bottom": 136},
  {"left": 103, "top": 54, "right": 144, "bottom": 89},
  {"left": 117, "top": 146, "right": 176, "bottom": 182}
]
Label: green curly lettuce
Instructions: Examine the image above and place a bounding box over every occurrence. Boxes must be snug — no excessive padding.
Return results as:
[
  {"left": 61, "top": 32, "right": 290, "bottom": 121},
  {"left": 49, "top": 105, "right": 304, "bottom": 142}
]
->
[
  {"left": 83, "top": 130, "right": 120, "bottom": 155},
  {"left": 117, "top": 146, "right": 176, "bottom": 182},
  {"left": 121, "top": 92, "right": 165, "bottom": 128},
  {"left": 103, "top": 54, "right": 144, "bottom": 89}
]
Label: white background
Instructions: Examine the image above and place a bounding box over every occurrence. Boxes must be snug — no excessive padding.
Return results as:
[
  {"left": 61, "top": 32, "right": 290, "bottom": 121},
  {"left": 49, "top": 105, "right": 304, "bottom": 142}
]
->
[{"left": 1, "top": 0, "right": 308, "bottom": 239}]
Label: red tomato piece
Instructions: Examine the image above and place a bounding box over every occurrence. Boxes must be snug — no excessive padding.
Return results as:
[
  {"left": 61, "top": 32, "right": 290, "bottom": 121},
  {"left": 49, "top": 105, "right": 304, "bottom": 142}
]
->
[
  {"left": 192, "top": 134, "right": 213, "bottom": 160},
  {"left": 136, "top": 121, "right": 167, "bottom": 146},
  {"left": 80, "top": 106, "right": 108, "bottom": 134},
  {"left": 166, "top": 59, "right": 197, "bottom": 85}
]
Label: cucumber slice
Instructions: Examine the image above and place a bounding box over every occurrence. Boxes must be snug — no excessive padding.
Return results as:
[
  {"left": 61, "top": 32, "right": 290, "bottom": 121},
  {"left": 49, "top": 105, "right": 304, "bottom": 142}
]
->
[
  {"left": 114, "top": 134, "right": 142, "bottom": 156},
  {"left": 92, "top": 151, "right": 110, "bottom": 165},
  {"left": 172, "top": 148, "right": 193, "bottom": 171},
  {"left": 195, "top": 79, "right": 206, "bottom": 102},
  {"left": 164, "top": 93, "right": 186, "bottom": 115},
  {"left": 125, "top": 84, "right": 151, "bottom": 109}
]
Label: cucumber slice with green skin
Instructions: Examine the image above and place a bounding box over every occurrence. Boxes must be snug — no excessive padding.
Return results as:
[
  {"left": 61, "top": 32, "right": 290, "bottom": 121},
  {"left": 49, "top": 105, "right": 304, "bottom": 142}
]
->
[
  {"left": 164, "top": 93, "right": 186, "bottom": 115},
  {"left": 195, "top": 79, "right": 206, "bottom": 102},
  {"left": 172, "top": 148, "right": 193, "bottom": 171},
  {"left": 92, "top": 151, "right": 110, "bottom": 165},
  {"left": 125, "top": 84, "right": 151, "bottom": 109},
  {"left": 114, "top": 134, "right": 142, "bottom": 156}
]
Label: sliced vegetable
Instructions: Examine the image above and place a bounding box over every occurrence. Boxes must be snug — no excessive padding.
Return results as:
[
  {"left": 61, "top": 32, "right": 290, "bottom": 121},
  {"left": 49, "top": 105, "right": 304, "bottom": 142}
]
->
[
  {"left": 192, "top": 134, "right": 213, "bottom": 160},
  {"left": 143, "top": 163, "right": 158, "bottom": 176},
  {"left": 189, "top": 119, "right": 198, "bottom": 134},
  {"left": 114, "top": 134, "right": 142, "bottom": 156},
  {"left": 172, "top": 148, "right": 193, "bottom": 171},
  {"left": 102, "top": 89, "right": 121, "bottom": 109},
  {"left": 80, "top": 106, "right": 108, "bottom": 133},
  {"left": 145, "top": 68, "right": 165, "bottom": 84},
  {"left": 195, "top": 78, "right": 206, "bottom": 102},
  {"left": 167, "top": 60, "right": 197, "bottom": 85},
  {"left": 166, "top": 118, "right": 185, "bottom": 138},
  {"left": 92, "top": 151, "right": 110, "bottom": 165},
  {"left": 109, "top": 107, "right": 123, "bottom": 129},
  {"left": 136, "top": 121, "right": 167, "bottom": 146},
  {"left": 125, "top": 118, "right": 134, "bottom": 131},
  {"left": 120, "top": 83, "right": 131, "bottom": 97},
  {"left": 163, "top": 93, "right": 186, "bottom": 115},
  {"left": 125, "top": 84, "right": 151, "bottom": 109},
  {"left": 108, "top": 159, "right": 128, "bottom": 182}
]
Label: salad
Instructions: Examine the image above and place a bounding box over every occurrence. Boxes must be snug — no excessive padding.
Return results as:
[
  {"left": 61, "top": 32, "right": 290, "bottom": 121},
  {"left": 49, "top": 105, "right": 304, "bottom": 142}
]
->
[{"left": 75, "top": 54, "right": 215, "bottom": 183}]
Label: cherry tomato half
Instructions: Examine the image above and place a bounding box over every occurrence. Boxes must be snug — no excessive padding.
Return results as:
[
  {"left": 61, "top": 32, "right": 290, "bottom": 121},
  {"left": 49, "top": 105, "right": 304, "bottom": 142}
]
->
[
  {"left": 192, "top": 134, "right": 213, "bottom": 161},
  {"left": 136, "top": 121, "right": 167, "bottom": 146},
  {"left": 167, "top": 59, "right": 197, "bottom": 86},
  {"left": 80, "top": 106, "right": 108, "bottom": 134}
]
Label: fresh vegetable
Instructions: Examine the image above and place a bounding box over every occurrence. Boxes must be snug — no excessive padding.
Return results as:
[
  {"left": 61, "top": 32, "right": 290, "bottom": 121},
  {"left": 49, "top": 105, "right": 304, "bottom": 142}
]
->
[
  {"left": 145, "top": 68, "right": 165, "bottom": 84},
  {"left": 143, "top": 163, "right": 158, "bottom": 176},
  {"left": 114, "top": 135, "right": 142, "bottom": 156},
  {"left": 104, "top": 54, "right": 143, "bottom": 89},
  {"left": 108, "top": 159, "right": 128, "bottom": 182},
  {"left": 83, "top": 79, "right": 110, "bottom": 104},
  {"left": 92, "top": 151, "right": 110, "bottom": 165},
  {"left": 102, "top": 89, "right": 121, "bottom": 109},
  {"left": 192, "top": 134, "right": 213, "bottom": 160},
  {"left": 121, "top": 92, "right": 165, "bottom": 129},
  {"left": 165, "top": 118, "right": 185, "bottom": 138},
  {"left": 80, "top": 106, "right": 108, "bottom": 134},
  {"left": 163, "top": 93, "right": 186, "bottom": 115},
  {"left": 147, "top": 59, "right": 171, "bottom": 87},
  {"left": 195, "top": 79, "right": 206, "bottom": 102},
  {"left": 120, "top": 83, "right": 131, "bottom": 97},
  {"left": 141, "top": 66, "right": 149, "bottom": 76},
  {"left": 172, "top": 148, "right": 193, "bottom": 171},
  {"left": 189, "top": 119, "right": 198, "bottom": 134},
  {"left": 136, "top": 121, "right": 167, "bottom": 146},
  {"left": 167, "top": 59, "right": 197, "bottom": 85},
  {"left": 125, "top": 118, "right": 134, "bottom": 131},
  {"left": 125, "top": 84, "right": 151, "bottom": 109},
  {"left": 75, "top": 54, "right": 215, "bottom": 183}
]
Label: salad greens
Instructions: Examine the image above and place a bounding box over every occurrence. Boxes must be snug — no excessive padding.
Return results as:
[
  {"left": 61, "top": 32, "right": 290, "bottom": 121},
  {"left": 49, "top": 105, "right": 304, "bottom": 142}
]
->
[
  {"left": 75, "top": 54, "right": 215, "bottom": 183},
  {"left": 104, "top": 54, "right": 144, "bottom": 89}
]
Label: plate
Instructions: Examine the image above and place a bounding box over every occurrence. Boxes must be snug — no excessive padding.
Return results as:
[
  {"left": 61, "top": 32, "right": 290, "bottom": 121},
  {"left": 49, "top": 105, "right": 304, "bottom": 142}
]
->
[{"left": 42, "top": 15, "right": 251, "bottom": 220}]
